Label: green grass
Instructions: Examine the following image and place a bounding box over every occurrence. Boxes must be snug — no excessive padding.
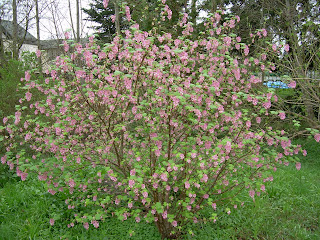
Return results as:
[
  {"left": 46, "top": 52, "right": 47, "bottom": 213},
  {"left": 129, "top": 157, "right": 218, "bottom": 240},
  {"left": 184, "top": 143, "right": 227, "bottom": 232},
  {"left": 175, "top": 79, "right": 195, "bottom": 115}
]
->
[{"left": 0, "top": 139, "right": 319, "bottom": 239}]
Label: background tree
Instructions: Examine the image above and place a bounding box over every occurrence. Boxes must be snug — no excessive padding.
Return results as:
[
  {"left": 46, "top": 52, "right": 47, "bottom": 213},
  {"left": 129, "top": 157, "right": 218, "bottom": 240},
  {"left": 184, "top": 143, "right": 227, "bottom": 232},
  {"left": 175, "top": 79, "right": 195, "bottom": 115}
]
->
[
  {"left": 83, "top": 0, "right": 187, "bottom": 41},
  {"left": 224, "top": 0, "right": 320, "bottom": 131},
  {"left": 0, "top": 1, "right": 11, "bottom": 66},
  {"left": 199, "top": 0, "right": 226, "bottom": 14},
  {"left": 83, "top": 0, "right": 117, "bottom": 41}
]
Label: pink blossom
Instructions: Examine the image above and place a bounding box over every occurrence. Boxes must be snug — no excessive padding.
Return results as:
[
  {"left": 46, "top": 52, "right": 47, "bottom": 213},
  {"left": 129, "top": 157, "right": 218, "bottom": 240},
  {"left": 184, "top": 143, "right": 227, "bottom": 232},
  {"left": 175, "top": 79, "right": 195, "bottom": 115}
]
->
[
  {"left": 98, "top": 51, "right": 107, "bottom": 60},
  {"left": 315, "top": 134, "right": 320, "bottom": 142},
  {"left": 103, "top": 0, "right": 109, "bottom": 8},
  {"left": 279, "top": 112, "right": 286, "bottom": 120},
  {"left": 172, "top": 220, "right": 177, "bottom": 227},
  {"left": 128, "top": 179, "right": 135, "bottom": 188},
  {"left": 142, "top": 191, "right": 148, "bottom": 198},
  {"left": 1, "top": 156, "right": 7, "bottom": 164},
  {"left": 260, "top": 185, "right": 265, "bottom": 192},
  {"left": 256, "top": 117, "right": 261, "bottom": 124},
  {"left": 36, "top": 49, "right": 41, "bottom": 58},
  {"left": 225, "top": 141, "right": 232, "bottom": 153},
  {"left": 224, "top": 36, "right": 232, "bottom": 46},
  {"left": 14, "top": 111, "right": 21, "bottom": 125},
  {"left": 201, "top": 174, "right": 208, "bottom": 183},
  {"left": 249, "top": 189, "right": 255, "bottom": 199},
  {"left": 215, "top": 12, "right": 221, "bottom": 22},
  {"left": 83, "top": 222, "right": 89, "bottom": 230},
  {"left": 185, "top": 181, "right": 190, "bottom": 189},
  {"left": 60, "top": 107, "right": 67, "bottom": 115},
  {"left": 64, "top": 31, "right": 70, "bottom": 39},
  {"left": 25, "top": 133, "right": 32, "bottom": 141},
  {"left": 244, "top": 46, "right": 249, "bottom": 56},
  {"left": 167, "top": 8, "right": 172, "bottom": 20},
  {"left": 49, "top": 218, "right": 55, "bottom": 226},
  {"left": 160, "top": 173, "right": 168, "bottom": 182},
  {"left": 130, "top": 169, "right": 136, "bottom": 176},
  {"left": 229, "top": 19, "right": 235, "bottom": 28},
  {"left": 25, "top": 71, "right": 31, "bottom": 81},
  {"left": 125, "top": 6, "right": 131, "bottom": 21},
  {"left": 284, "top": 44, "right": 290, "bottom": 52},
  {"left": 20, "top": 172, "right": 28, "bottom": 181},
  {"left": 296, "top": 162, "right": 301, "bottom": 171},
  {"left": 302, "top": 150, "right": 307, "bottom": 156},
  {"left": 63, "top": 41, "right": 69, "bottom": 52},
  {"left": 48, "top": 189, "right": 56, "bottom": 195},
  {"left": 68, "top": 179, "right": 75, "bottom": 188},
  {"left": 288, "top": 81, "right": 296, "bottom": 88},
  {"left": 92, "top": 220, "right": 99, "bottom": 228},
  {"left": 38, "top": 173, "right": 47, "bottom": 181},
  {"left": 135, "top": 217, "right": 141, "bottom": 223},
  {"left": 262, "top": 29, "right": 267, "bottom": 37},
  {"left": 110, "top": 15, "right": 116, "bottom": 23},
  {"left": 263, "top": 101, "right": 271, "bottom": 109},
  {"left": 162, "top": 211, "right": 167, "bottom": 219},
  {"left": 272, "top": 44, "right": 277, "bottom": 51}
]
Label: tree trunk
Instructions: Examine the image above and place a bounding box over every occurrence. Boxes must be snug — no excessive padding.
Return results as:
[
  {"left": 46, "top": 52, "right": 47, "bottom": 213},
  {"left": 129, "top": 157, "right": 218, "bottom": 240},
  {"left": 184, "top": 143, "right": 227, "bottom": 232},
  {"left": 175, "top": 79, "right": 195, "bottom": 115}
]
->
[
  {"left": 35, "top": 0, "right": 42, "bottom": 70},
  {"left": 12, "top": 0, "right": 18, "bottom": 60},
  {"left": 183, "top": 0, "right": 188, "bottom": 13},
  {"left": 76, "top": 0, "right": 80, "bottom": 42},
  {"left": 68, "top": 0, "right": 76, "bottom": 39},
  {"left": 190, "top": 0, "right": 197, "bottom": 26},
  {"left": 154, "top": 216, "right": 180, "bottom": 239},
  {"left": 211, "top": 0, "right": 222, "bottom": 14},
  {"left": 0, "top": 17, "right": 5, "bottom": 66},
  {"left": 114, "top": 0, "right": 121, "bottom": 36}
]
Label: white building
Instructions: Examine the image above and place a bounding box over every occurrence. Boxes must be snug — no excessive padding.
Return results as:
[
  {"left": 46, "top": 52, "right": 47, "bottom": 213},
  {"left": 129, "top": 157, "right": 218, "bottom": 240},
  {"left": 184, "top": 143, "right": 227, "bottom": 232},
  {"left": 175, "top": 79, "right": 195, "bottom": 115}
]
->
[{"left": 0, "top": 20, "right": 38, "bottom": 58}]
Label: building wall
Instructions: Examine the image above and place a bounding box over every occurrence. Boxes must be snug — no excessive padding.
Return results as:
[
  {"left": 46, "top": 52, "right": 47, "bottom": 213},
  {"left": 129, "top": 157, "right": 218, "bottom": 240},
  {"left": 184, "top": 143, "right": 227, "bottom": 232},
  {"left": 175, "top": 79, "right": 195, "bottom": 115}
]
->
[
  {"left": 19, "top": 43, "right": 38, "bottom": 55},
  {"left": 2, "top": 36, "right": 38, "bottom": 58}
]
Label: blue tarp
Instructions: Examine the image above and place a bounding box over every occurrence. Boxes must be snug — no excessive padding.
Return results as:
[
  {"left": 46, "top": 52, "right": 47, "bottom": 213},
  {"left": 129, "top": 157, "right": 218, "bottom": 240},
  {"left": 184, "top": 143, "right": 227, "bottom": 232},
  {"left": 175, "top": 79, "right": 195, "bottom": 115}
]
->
[{"left": 263, "top": 80, "right": 289, "bottom": 89}]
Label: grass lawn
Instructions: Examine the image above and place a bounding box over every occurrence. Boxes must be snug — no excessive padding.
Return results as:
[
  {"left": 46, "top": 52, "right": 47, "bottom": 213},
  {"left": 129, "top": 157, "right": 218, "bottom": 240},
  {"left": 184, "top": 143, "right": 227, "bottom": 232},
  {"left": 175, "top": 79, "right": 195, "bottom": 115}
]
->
[{"left": 0, "top": 138, "right": 319, "bottom": 240}]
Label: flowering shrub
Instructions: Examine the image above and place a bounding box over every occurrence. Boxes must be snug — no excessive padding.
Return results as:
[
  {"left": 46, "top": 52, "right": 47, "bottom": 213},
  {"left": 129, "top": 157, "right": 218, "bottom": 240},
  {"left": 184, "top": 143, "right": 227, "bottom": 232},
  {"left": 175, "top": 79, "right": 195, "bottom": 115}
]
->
[{"left": 0, "top": 3, "right": 307, "bottom": 239}]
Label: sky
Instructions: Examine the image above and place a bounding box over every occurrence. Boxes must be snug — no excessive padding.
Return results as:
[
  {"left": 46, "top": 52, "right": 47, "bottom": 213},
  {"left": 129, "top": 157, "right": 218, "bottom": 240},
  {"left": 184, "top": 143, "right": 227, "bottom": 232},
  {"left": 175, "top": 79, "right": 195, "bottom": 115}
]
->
[
  {"left": 27, "top": 0, "right": 97, "bottom": 40},
  {"left": 15, "top": 0, "right": 224, "bottom": 41}
]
